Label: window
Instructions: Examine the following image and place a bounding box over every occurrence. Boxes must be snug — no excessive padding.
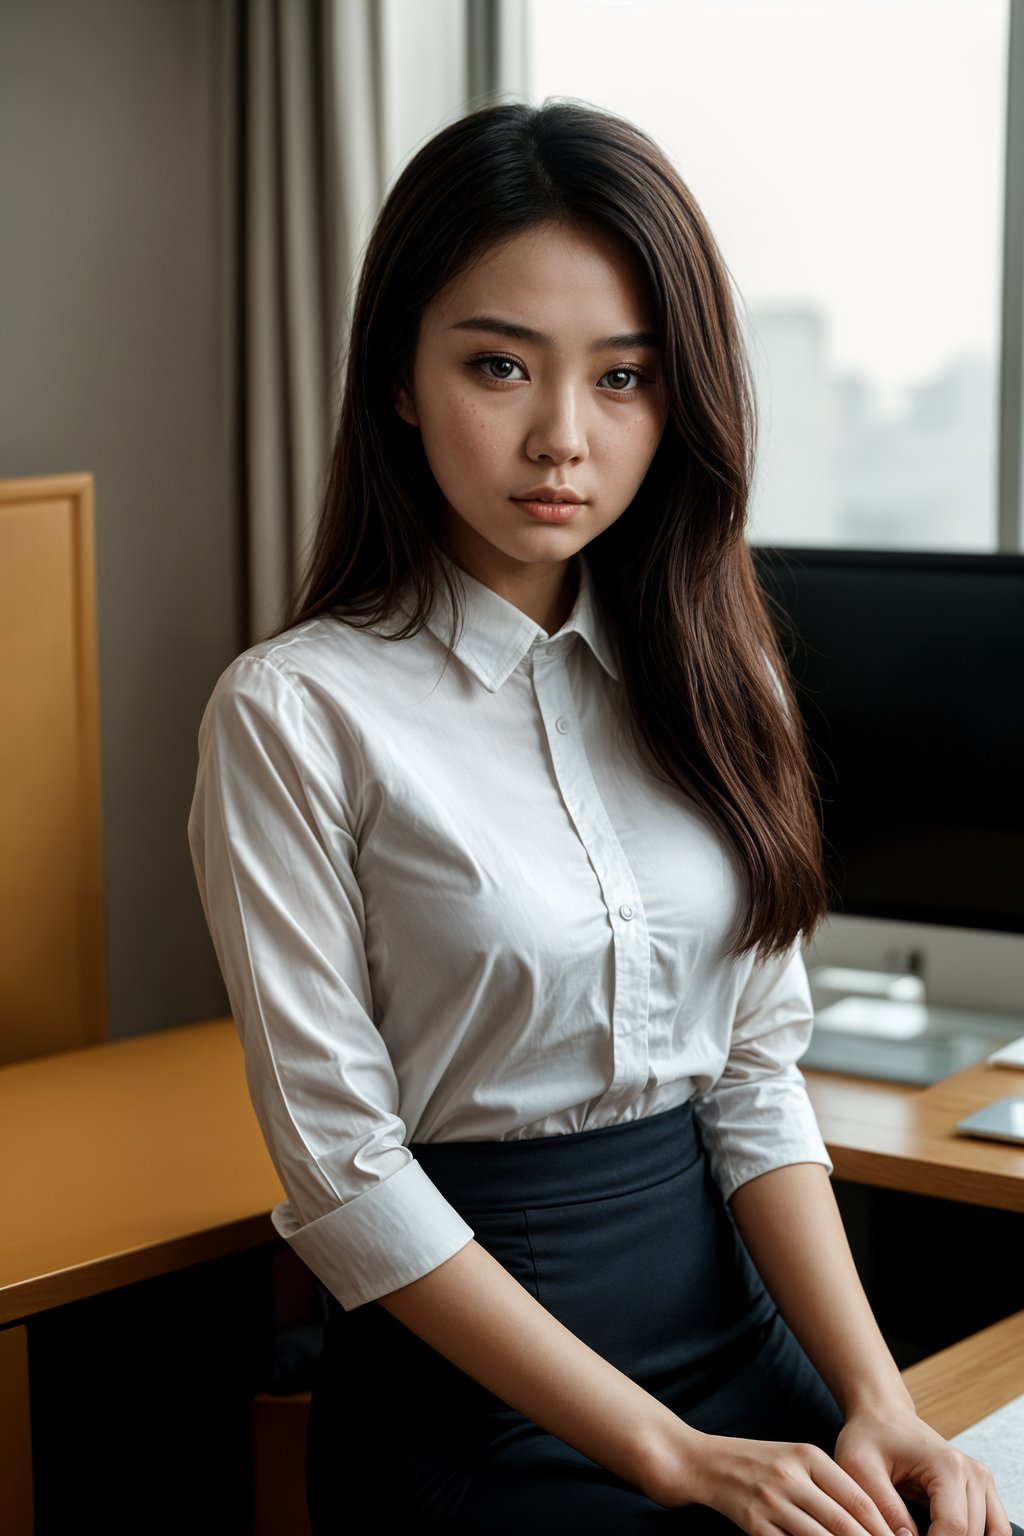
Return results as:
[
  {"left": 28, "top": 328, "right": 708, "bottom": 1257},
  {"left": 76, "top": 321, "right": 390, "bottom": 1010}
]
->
[{"left": 525, "top": 0, "right": 1012, "bottom": 550}]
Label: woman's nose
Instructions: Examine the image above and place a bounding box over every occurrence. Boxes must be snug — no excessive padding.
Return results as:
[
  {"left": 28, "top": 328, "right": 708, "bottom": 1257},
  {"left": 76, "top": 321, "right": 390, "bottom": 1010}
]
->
[{"left": 525, "top": 386, "right": 588, "bottom": 465}]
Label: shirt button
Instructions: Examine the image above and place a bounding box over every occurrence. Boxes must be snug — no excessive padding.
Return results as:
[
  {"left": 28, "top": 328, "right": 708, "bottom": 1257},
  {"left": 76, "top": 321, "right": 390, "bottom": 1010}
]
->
[
  {"left": 619, "top": 903, "right": 634, "bottom": 921},
  {"left": 555, "top": 717, "right": 571, "bottom": 734}
]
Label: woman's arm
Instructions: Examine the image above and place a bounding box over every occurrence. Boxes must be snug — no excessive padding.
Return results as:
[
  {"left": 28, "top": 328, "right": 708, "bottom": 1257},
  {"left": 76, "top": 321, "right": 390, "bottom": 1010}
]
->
[
  {"left": 728, "top": 1161, "right": 1011, "bottom": 1536},
  {"left": 729, "top": 1162, "right": 911, "bottom": 1419},
  {"left": 379, "top": 1236, "right": 902, "bottom": 1536}
]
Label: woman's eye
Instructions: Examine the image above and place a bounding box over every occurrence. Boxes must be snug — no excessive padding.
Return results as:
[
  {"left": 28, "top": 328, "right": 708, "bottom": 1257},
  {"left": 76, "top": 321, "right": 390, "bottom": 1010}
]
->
[
  {"left": 599, "top": 367, "right": 646, "bottom": 392},
  {"left": 473, "top": 355, "right": 526, "bottom": 382}
]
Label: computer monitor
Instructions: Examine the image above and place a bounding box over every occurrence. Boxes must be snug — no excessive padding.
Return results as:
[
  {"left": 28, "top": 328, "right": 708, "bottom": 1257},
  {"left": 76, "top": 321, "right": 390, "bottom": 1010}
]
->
[{"left": 752, "top": 548, "right": 1024, "bottom": 936}]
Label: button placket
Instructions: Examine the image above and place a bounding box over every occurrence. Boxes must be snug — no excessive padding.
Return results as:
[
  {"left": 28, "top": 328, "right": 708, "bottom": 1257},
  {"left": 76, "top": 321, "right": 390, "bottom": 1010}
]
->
[{"left": 530, "top": 650, "right": 651, "bottom": 1106}]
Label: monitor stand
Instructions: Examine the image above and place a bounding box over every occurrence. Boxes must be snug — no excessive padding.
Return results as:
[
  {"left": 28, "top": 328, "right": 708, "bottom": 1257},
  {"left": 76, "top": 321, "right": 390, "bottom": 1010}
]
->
[{"left": 803, "top": 965, "right": 1024, "bottom": 1085}]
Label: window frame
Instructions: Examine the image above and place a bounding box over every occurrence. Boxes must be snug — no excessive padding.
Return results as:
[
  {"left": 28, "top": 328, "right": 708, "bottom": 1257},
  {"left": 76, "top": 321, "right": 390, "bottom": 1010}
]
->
[{"left": 999, "top": 0, "right": 1024, "bottom": 550}]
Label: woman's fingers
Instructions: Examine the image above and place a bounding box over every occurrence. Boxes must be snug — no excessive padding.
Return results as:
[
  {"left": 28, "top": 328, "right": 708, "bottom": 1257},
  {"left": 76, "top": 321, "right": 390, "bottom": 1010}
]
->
[
  {"left": 832, "top": 1443, "right": 918, "bottom": 1536},
  {"left": 695, "top": 1430, "right": 1012, "bottom": 1536},
  {"left": 983, "top": 1468, "right": 1013, "bottom": 1536},
  {"left": 775, "top": 1499, "right": 889, "bottom": 1536},
  {"left": 918, "top": 1450, "right": 1008, "bottom": 1536},
  {"left": 965, "top": 1470, "right": 989, "bottom": 1536},
  {"left": 834, "top": 1407, "right": 1016, "bottom": 1536},
  {"left": 699, "top": 1438, "right": 898, "bottom": 1536},
  {"left": 804, "top": 1448, "right": 908, "bottom": 1536}
]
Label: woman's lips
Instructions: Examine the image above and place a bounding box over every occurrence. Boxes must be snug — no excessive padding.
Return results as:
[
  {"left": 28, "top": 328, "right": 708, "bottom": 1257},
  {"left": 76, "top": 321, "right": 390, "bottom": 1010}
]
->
[{"left": 511, "top": 499, "right": 585, "bottom": 523}]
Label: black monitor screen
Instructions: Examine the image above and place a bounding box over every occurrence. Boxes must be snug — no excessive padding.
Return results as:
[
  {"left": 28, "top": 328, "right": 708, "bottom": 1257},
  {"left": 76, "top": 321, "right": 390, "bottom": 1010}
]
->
[{"left": 753, "top": 548, "right": 1024, "bottom": 935}]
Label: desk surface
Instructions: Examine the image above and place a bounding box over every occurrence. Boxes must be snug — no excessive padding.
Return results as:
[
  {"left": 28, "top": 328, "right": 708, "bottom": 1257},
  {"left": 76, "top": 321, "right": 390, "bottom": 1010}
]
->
[
  {"left": 0, "top": 1018, "right": 281, "bottom": 1326},
  {"left": 803, "top": 1060, "right": 1024, "bottom": 1211},
  {"left": 3, "top": 1017, "right": 1024, "bottom": 1326}
]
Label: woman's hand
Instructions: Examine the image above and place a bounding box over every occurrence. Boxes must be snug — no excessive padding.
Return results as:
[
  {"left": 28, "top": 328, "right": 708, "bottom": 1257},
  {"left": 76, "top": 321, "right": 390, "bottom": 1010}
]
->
[
  {"left": 724, "top": 1167, "right": 1012, "bottom": 1536},
  {"left": 655, "top": 1430, "right": 902, "bottom": 1536},
  {"left": 834, "top": 1405, "right": 1011, "bottom": 1536}
]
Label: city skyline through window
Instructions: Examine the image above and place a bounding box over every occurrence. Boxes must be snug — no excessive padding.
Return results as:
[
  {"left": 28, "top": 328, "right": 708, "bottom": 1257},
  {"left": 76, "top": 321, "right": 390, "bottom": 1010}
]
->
[{"left": 526, "top": 0, "right": 1009, "bottom": 549}]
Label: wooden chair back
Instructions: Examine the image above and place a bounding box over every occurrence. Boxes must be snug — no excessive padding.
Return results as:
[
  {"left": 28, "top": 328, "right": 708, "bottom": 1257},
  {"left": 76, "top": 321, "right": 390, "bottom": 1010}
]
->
[{"left": 0, "top": 472, "right": 106, "bottom": 1062}]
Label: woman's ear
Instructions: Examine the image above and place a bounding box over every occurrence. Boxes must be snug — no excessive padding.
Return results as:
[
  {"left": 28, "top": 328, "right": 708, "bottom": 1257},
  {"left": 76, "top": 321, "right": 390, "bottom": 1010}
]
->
[{"left": 393, "top": 379, "right": 419, "bottom": 427}]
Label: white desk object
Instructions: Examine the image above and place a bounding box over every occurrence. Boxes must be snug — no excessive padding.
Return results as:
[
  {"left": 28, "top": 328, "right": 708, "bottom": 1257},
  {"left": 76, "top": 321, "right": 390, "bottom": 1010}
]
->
[
  {"left": 951, "top": 1392, "right": 1024, "bottom": 1523},
  {"left": 805, "top": 966, "right": 1024, "bottom": 1086},
  {"left": 989, "top": 1036, "right": 1024, "bottom": 1069}
]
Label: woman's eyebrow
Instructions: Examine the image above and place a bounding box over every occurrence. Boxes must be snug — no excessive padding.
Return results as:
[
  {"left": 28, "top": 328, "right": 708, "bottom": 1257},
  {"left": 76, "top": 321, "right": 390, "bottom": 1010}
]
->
[{"left": 448, "top": 314, "right": 659, "bottom": 351}]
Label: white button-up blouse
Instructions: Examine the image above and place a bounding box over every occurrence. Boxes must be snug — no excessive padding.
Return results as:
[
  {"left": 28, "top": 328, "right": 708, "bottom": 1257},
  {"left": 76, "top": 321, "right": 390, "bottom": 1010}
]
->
[{"left": 188, "top": 550, "right": 831, "bottom": 1311}]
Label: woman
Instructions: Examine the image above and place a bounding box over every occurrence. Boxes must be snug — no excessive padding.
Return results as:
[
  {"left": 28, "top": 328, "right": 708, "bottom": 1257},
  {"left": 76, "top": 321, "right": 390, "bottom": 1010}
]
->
[{"left": 189, "top": 101, "right": 1014, "bottom": 1534}]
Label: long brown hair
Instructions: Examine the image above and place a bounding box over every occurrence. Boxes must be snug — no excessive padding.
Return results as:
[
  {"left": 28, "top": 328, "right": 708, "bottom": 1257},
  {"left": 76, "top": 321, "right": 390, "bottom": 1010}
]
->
[{"left": 290, "top": 100, "right": 826, "bottom": 957}]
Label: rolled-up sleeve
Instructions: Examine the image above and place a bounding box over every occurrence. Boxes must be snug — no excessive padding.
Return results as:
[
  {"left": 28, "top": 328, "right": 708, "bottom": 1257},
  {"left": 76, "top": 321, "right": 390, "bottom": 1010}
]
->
[
  {"left": 187, "top": 654, "right": 473, "bottom": 1309},
  {"left": 691, "top": 942, "right": 832, "bottom": 1204}
]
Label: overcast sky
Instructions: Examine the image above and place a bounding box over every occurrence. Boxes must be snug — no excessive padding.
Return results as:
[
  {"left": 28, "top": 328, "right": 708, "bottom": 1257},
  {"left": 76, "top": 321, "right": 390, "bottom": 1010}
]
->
[{"left": 528, "top": 0, "right": 1008, "bottom": 413}]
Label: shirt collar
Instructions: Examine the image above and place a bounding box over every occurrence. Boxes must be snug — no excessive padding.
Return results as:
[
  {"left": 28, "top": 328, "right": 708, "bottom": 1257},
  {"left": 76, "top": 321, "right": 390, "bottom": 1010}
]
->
[{"left": 397, "top": 550, "right": 621, "bottom": 694}]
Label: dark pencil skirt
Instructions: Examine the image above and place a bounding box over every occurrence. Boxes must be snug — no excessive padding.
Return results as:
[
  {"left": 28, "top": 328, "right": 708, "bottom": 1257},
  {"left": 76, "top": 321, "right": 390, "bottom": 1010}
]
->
[{"left": 306, "top": 1105, "right": 875, "bottom": 1532}]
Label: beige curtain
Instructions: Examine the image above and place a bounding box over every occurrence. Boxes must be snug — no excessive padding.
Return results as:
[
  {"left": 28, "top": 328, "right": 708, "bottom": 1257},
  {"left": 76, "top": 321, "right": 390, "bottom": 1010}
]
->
[
  {"left": 242, "top": 0, "right": 517, "bottom": 642},
  {"left": 244, "top": 0, "right": 385, "bottom": 640}
]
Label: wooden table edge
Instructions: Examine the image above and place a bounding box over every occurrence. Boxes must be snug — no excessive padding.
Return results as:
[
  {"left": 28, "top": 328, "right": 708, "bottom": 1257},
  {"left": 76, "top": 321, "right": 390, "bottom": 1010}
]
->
[
  {"left": 900, "top": 1308, "right": 1024, "bottom": 1440},
  {"left": 804, "top": 1063, "right": 1024, "bottom": 1213},
  {"left": 824, "top": 1146, "right": 1024, "bottom": 1211},
  {"left": 0, "top": 1210, "right": 278, "bottom": 1329}
]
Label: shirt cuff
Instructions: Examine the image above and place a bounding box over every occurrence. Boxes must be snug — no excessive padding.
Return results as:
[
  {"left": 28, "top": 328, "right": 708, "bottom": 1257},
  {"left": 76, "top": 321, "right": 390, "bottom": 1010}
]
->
[
  {"left": 271, "top": 1157, "right": 475, "bottom": 1310},
  {"left": 694, "top": 1071, "right": 834, "bottom": 1205}
]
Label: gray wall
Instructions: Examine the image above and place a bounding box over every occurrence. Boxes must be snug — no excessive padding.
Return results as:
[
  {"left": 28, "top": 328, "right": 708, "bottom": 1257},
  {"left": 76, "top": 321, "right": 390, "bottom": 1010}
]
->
[{"left": 0, "top": 0, "right": 241, "bottom": 1035}]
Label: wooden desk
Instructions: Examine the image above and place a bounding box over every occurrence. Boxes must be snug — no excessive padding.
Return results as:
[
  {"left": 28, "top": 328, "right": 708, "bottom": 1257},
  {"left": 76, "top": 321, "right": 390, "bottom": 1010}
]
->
[
  {"left": 0, "top": 1016, "right": 281, "bottom": 1328},
  {"left": 804, "top": 1060, "right": 1024, "bottom": 1212},
  {"left": 0, "top": 1019, "right": 285, "bottom": 1531}
]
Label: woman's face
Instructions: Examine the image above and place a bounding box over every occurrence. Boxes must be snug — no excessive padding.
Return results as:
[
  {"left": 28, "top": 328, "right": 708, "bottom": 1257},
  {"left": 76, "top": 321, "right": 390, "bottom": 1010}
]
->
[{"left": 395, "top": 220, "right": 667, "bottom": 618}]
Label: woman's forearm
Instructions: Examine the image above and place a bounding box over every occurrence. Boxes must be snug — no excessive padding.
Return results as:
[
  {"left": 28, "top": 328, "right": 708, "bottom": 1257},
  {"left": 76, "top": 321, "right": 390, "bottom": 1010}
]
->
[
  {"left": 728, "top": 1161, "right": 914, "bottom": 1417},
  {"left": 377, "top": 1238, "right": 702, "bottom": 1506}
]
